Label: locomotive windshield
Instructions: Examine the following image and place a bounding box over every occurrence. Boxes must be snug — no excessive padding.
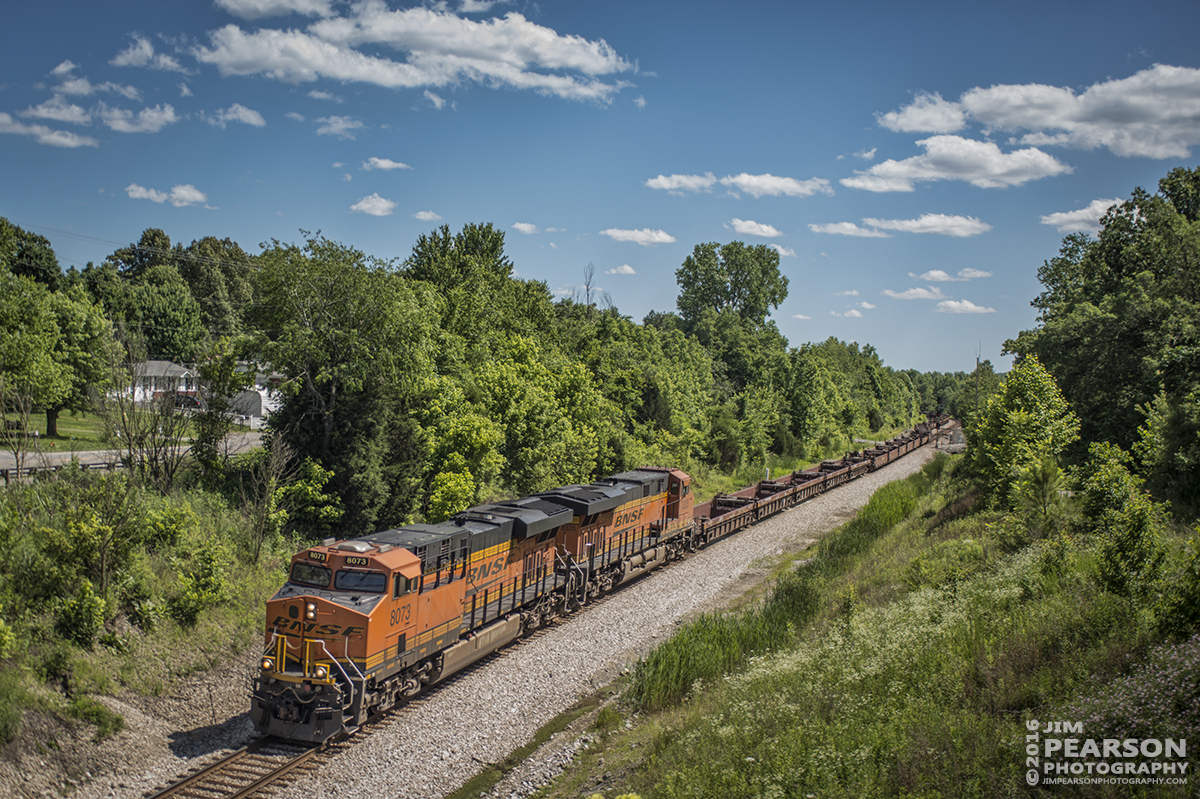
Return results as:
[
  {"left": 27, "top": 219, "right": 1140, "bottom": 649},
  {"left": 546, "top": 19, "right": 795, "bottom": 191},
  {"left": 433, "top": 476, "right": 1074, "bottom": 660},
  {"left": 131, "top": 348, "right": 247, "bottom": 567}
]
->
[
  {"left": 335, "top": 570, "right": 387, "bottom": 593},
  {"left": 291, "top": 562, "right": 331, "bottom": 588}
]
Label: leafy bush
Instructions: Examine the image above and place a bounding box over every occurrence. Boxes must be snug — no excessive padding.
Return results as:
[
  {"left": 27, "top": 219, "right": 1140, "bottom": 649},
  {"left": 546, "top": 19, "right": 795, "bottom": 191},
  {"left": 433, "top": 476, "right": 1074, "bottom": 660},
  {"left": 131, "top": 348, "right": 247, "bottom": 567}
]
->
[
  {"left": 68, "top": 695, "right": 125, "bottom": 742},
  {"left": 1155, "top": 531, "right": 1200, "bottom": 638},
  {"left": 167, "top": 538, "right": 231, "bottom": 627},
  {"left": 54, "top": 580, "right": 106, "bottom": 648}
]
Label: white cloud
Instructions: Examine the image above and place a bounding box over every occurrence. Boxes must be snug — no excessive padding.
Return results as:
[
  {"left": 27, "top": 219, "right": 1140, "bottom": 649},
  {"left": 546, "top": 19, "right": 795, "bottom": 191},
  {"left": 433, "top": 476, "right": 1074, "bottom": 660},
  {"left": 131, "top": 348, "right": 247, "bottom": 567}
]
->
[
  {"left": 771, "top": 244, "right": 796, "bottom": 258},
  {"left": 879, "top": 66, "right": 1200, "bottom": 160},
  {"left": 195, "top": 5, "right": 635, "bottom": 103},
  {"left": 606, "top": 264, "right": 636, "bottom": 275},
  {"left": 341, "top": 173, "right": 352, "bottom": 181},
  {"left": 512, "top": 222, "right": 539, "bottom": 234},
  {"left": 877, "top": 91, "right": 965, "bottom": 133},
  {"left": 844, "top": 309, "right": 863, "bottom": 318},
  {"left": 645, "top": 172, "right": 717, "bottom": 194},
  {"left": 99, "top": 103, "right": 179, "bottom": 133},
  {"left": 729, "top": 218, "right": 782, "bottom": 237},
  {"left": 206, "top": 103, "right": 267, "bottom": 128},
  {"left": 21, "top": 96, "right": 91, "bottom": 125},
  {"left": 808, "top": 222, "right": 890, "bottom": 238},
  {"left": 350, "top": 193, "right": 396, "bottom": 216},
  {"left": 792, "top": 313, "right": 811, "bottom": 320},
  {"left": 1039, "top": 198, "right": 1122, "bottom": 233},
  {"left": 362, "top": 156, "right": 411, "bottom": 170},
  {"left": 316, "top": 115, "right": 363, "bottom": 138},
  {"left": 126, "top": 183, "right": 210, "bottom": 207},
  {"left": 51, "top": 60, "right": 76, "bottom": 76},
  {"left": 834, "top": 289, "right": 859, "bottom": 296},
  {"left": 214, "top": 0, "right": 335, "bottom": 20},
  {"left": 126, "top": 183, "right": 168, "bottom": 203},
  {"left": 599, "top": 228, "right": 675, "bottom": 246},
  {"left": 179, "top": 82, "right": 193, "bottom": 97},
  {"left": 414, "top": 210, "right": 442, "bottom": 221},
  {"left": 110, "top": 35, "right": 186, "bottom": 72},
  {"left": 424, "top": 90, "right": 447, "bottom": 109},
  {"left": 937, "top": 299, "right": 996, "bottom": 314},
  {"left": 842, "top": 135, "right": 1071, "bottom": 192},
  {"left": 634, "top": 95, "right": 646, "bottom": 108},
  {"left": 909, "top": 267, "right": 994, "bottom": 281},
  {"left": 862, "top": 213, "right": 992, "bottom": 237},
  {"left": 0, "top": 113, "right": 99, "bottom": 147},
  {"left": 859, "top": 301, "right": 876, "bottom": 309},
  {"left": 854, "top": 147, "right": 877, "bottom": 160},
  {"left": 645, "top": 171, "right": 831, "bottom": 198},
  {"left": 286, "top": 111, "right": 305, "bottom": 121},
  {"left": 883, "top": 287, "right": 948, "bottom": 300},
  {"left": 55, "top": 73, "right": 140, "bottom": 100},
  {"left": 720, "top": 173, "right": 833, "bottom": 198},
  {"left": 308, "top": 89, "right": 342, "bottom": 102}
]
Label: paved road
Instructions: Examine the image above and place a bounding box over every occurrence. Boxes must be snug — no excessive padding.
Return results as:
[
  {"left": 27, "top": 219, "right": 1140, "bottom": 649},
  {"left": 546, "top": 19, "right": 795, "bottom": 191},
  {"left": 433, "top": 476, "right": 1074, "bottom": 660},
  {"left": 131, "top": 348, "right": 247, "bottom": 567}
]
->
[{"left": 0, "top": 431, "right": 262, "bottom": 471}]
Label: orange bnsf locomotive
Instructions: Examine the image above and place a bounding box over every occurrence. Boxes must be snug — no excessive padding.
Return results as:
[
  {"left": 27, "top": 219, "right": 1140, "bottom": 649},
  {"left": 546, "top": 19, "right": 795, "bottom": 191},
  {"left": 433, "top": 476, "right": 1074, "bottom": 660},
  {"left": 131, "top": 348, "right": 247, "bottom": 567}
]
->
[
  {"left": 251, "top": 417, "right": 947, "bottom": 742},
  {"left": 251, "top": 467, "right": 693, "bottom": 742}
]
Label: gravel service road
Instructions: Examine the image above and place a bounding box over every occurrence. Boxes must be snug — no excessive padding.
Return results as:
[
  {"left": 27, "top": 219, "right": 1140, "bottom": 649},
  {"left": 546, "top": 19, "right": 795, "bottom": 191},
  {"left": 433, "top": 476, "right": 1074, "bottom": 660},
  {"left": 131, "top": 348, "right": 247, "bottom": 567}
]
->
[{"left": 41, "top": 446, "right": 937, "bottom": 799}]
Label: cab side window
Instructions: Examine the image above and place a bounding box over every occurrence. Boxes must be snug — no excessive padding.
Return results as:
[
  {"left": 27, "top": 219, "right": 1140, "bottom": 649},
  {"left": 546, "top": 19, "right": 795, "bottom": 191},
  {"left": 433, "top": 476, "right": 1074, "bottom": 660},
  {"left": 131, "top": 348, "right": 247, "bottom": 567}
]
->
[{"left": 394, "top": 574, "right": 413, "bottom": 598}]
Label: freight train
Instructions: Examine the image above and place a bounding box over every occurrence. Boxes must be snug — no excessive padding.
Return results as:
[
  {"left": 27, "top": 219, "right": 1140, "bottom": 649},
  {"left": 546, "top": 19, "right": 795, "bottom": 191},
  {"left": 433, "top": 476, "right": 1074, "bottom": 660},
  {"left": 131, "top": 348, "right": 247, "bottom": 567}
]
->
[{"left": 250, "top": 418, "right": 947, "bottom": 742}]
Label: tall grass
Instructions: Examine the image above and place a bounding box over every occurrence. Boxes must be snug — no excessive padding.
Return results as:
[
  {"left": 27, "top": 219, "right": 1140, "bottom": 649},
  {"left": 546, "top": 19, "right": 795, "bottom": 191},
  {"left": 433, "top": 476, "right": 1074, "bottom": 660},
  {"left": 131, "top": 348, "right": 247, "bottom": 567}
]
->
[{"left": 628, "top": 460, "right": 935, "bottom": 711}]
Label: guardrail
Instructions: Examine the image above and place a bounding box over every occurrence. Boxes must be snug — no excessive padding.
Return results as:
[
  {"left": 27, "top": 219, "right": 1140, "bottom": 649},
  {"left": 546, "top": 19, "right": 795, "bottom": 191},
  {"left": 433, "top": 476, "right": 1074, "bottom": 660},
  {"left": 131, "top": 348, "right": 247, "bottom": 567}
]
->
[{"left": 1, "top": 459, "right": 125, "bottom": 484}]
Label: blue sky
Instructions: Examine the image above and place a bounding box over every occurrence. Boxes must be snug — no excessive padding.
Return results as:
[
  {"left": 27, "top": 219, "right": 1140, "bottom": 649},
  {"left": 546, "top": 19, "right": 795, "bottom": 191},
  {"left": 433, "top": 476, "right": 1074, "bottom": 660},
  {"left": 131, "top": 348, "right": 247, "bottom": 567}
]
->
[{"left": 3, "top": 0, "right": 1199, "bottom": 373}]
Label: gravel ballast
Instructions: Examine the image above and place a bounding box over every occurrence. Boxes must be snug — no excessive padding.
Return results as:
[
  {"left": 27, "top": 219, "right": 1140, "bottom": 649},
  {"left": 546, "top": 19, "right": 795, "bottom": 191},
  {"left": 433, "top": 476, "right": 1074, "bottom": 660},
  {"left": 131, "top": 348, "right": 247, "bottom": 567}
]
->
[{"left": 12, "top": 447, "right": 936, "bottom": 799}]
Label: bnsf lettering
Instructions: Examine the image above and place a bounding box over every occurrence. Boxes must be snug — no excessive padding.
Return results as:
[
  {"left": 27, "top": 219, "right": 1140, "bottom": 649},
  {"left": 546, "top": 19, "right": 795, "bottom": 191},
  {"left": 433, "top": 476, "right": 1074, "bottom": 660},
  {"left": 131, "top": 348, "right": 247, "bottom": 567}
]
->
[
  {"left": 613, "top": 508, "right": 644, "bottom": 528},
  {"left": 468, "top": 556, "right": 506, "bottom": 584},
  {"left": 270, "top": 616, "right": 364, "bottom": 636}
]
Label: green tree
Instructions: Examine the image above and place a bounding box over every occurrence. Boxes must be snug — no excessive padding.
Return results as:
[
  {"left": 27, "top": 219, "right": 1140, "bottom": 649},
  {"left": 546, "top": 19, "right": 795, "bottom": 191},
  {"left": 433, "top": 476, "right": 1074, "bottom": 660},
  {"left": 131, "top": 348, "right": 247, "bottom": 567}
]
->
[
  {"left": 966, "top": 355, "right": 1080, "bottom": 504},
  {"left": 675, "top": 241, "right": 788, "bottom": 327},
  {"left": 0, "top": 218, "right": 61, "bottom": 290},
  {"left": 252, "top": 233, "right": 436, "bottom": 532},
  {"left": 43, "top": 287, "right": 114, "bottom": 437}
]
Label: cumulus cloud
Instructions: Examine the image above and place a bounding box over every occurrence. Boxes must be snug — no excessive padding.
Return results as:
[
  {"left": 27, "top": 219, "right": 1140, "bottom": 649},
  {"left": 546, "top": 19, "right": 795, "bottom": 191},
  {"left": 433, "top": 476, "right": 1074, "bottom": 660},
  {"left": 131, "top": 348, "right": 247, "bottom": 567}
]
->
[
  {"left": 634, "top": 95, "right": 646, "bottom": 108},
  {"left": 854, "top": 147, "right": 877, "bottom": 160},
  {"left": 512, "top": 222, "right": 539, "bottom": 234},
  {"left": 350, "top": 193, "right": 396, "bottom": 216},
  {"left": 214, "top": 0, "right": 335, "bottom": 20},
  {"left": 110, "top": 35, "right": 187, "bottom": 72},
  {"left": 599, "top": 228, "right": 676, "bottom": 246},
  {"left": 793, "top": 313, "right": 811, "bottom": 319},
  {"left": 0, "top": 113, "right": 98, "bottom": 147},
  {"left": 908, "top": 268, "right": 993, "bottom": 282},
  {"left": 206, "top": 103, "right": 267, "bottom": 128},
  {"left": 362, "top": 156, "right": 411, "bottom": 170},
  {"left": 862, "top": 213, "right": 992, "bottom": 237},
  {"left": 959, "top": 268, "right": 993, "bottom": 279},
  {"left": 844, "top": 309, "right": 863, "bottom": 318},
  {"left": 877, "top": 92, "right": 965, "bottom": 133},
  {"left": 21, "top": 96, "right": 91, "bottom": 125},
  {"left": 316, "top": 115, "right": 363, "bottom": 138},
  {"left": 126, "top": 183, "right": 210, "bottom": 207},
  {"left": 729, "top": 218, "right": 782, "bottom": 237},
  {"left": 879, "top": 66, "right": 1200, "bottom": 160},
  {"left": 937, "top": 299, "right": 996, "bottom": 313},
  {"left": 883, "top": 287, "right": 948, "bottom": 300},
  {"left": 859, "top": 301, "right": 876, "bottom": 309},
  {"left": 194, "top": 4, "right": 635, "bottom": 103},
  {"left": 1040, "top": 198, "right": 1122, "bottom": 233},
  {"left": 606, "top": 264, "right": 636, "bottom": 275},
  {"left": 808, "top": 222, "right": 890, "bottom": 238},
  {"left": 99, "top": 103, "right": 179, "bottom": 133},
  {"left": 645, "top": 172, "right": 717, "bottom": 194},
  {"left": 834, "top": 290, "right": 859, "bottom": 296},
  {"left": 771, "top": 244, "right": 797, "bottom": 258},
  {"left": 645, "top": 171, "right": 831, "bottom": 198},
  {"left": 720, "top": 173, "right": 833, "bottom": 198},
  {"left": 286, "top": 111, "right": 305, "bottom": 121},
  {"left": 414, "top": 210, "right": 442, "bottom": 221},
  {"left": 842, "top": 135, "right": 1071, "bottom": 192},
  {"left": 308, "top": 89, "right": 342, "bottom": 102}
]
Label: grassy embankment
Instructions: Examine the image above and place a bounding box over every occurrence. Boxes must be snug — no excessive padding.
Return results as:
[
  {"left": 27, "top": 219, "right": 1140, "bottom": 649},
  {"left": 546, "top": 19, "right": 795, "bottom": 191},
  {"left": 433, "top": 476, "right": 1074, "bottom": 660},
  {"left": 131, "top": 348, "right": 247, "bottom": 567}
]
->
[{"left": 528, "top": 455, "right": 1199, "bottom": 799}]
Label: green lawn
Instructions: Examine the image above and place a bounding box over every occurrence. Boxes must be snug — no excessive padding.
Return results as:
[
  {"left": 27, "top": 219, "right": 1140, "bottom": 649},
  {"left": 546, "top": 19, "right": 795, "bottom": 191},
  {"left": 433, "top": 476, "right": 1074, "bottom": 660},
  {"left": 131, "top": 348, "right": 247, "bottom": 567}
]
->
[{"left": 2, "top": 411, "right": 111, "bottom": 452}]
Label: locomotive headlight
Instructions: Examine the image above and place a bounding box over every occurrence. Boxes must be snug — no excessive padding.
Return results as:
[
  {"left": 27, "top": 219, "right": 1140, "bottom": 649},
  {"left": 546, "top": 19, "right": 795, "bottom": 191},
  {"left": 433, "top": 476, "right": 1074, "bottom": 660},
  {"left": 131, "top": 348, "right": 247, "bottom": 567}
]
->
[
  {"left": 314, "top": 665, "right": 329, "bottom": 680},
  {"left": 305, "top": 602, "right": 317, "bottom": 619},
  {"left": 261, "top": 657, "right": 275, "bottom": 672}
]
